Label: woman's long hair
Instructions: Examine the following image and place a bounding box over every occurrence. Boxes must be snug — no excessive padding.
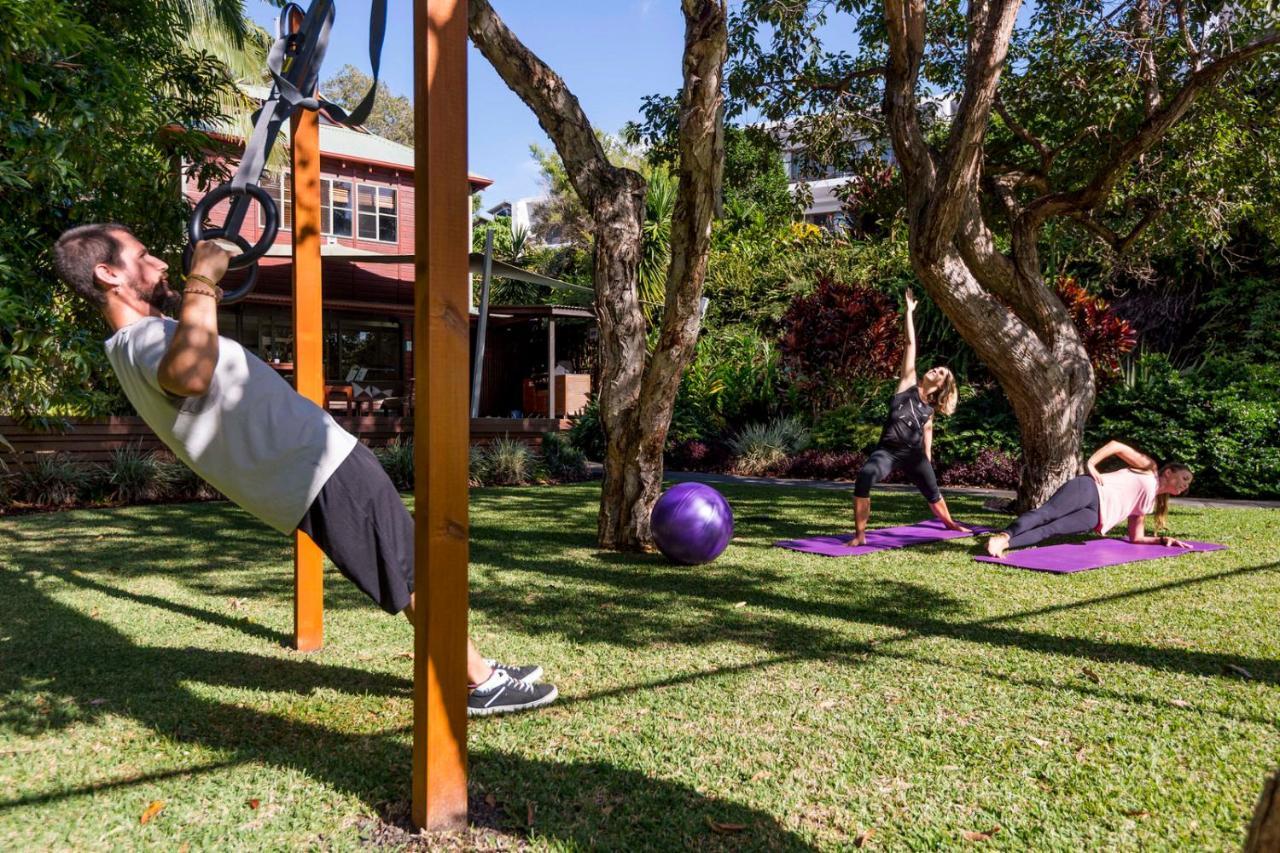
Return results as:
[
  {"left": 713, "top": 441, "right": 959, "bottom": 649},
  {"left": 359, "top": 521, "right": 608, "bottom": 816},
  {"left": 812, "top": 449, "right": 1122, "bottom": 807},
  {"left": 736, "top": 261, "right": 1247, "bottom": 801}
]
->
[
  {"left": 925, "top": 367, "right": 958, "bottom": 416},
  {"left": 1153, "top": 461, "right": 1193, "bottom": 532}
]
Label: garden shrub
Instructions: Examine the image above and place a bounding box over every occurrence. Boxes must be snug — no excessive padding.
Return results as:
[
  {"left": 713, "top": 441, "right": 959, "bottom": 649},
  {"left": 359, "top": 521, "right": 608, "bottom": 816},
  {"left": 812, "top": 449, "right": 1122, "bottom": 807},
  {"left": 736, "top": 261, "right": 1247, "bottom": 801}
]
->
[
  {"left": 1088, "top": 353, "right": 1280, "bottom": 498},
  {"left": 780, "top": 449, "right": 868, "bottom": 480},
  {"left": 1055, "top": 277, "right": 1138, "bottom": 381},
  {"left": 468, "top": 446, "right": 489, "bottom": 488},
  {"left": 156, "top": 452, "right": 222, "bottom": 502},
  {"left": 482, "top": 438, "right": 536, "bottom": 486},
  {"left": 668, "top": 326, "right": 783, "bottom": 446},
  {"left": 778, "top": 278, "right": 903, "bottom": 414},
  {"left": 811, "top": 404, "right": 886, "bottom": 452},
  {"left": 374, "top": 437, "right": 414, "bottom": 490},
  {"left": 13, "top": 453, "right": 94, "bottom": 508},
  {"left": 931, "top": 383, "right": 1022, "bottom": 466},
  {"left": 103, "top": 444, "right": 173, "bottom": 504},
  {"left": 540, "top": 432, "right": 589, "bottom": 482},
  {"left": 938, "top": 449, "right": 1022, "bottom": 489},
  {"left": 728, "top": 416, "right": 811, "bottom": 476},
  {"left": 665, "top": 439, "right": 732, "bottom": 472},
  {"left": 568, "top": 397, "right": 606, "bottom": 461}
]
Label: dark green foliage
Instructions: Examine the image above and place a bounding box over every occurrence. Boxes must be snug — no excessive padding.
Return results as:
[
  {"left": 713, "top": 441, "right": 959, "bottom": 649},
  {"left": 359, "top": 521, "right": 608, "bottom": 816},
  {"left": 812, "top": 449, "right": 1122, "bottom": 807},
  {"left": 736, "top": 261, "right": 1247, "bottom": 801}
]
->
[
  {"left": 103, "top": 444, "right": 174, "bottom": 504},
  {"left": 811, "top": 403, "right": 886, "bottom": 452},
  {"left": 931, "top": 384, "right": 1022, "bottom": 467},
  {"left": 1089, "top": 354, "right": 1280, "bottom": 498},
  {"left": 11, "top": 454, "right": 96, "bottom": 508},
  {"left": 374, "top": 437, "right": 414, "bottom": 490},
  {"left": 0, "top": 0, "right": 237, "bottom": 425},
  {"left": 568, "top": 397, "right": 607, "bottom": 462},
  {"left": 540, "top": 432, "right": 588, "bottom": 482}
]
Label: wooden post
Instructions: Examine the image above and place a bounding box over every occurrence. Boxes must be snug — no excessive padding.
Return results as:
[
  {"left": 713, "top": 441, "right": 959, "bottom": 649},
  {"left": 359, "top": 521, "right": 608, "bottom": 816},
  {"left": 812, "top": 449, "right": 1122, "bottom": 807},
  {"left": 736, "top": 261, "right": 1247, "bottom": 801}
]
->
[
  {"left": 412, "top": 0, "right": 469, "bottom": 832},
  {"left": 291, "top": 104, "right": 324, "bottom": 652}
]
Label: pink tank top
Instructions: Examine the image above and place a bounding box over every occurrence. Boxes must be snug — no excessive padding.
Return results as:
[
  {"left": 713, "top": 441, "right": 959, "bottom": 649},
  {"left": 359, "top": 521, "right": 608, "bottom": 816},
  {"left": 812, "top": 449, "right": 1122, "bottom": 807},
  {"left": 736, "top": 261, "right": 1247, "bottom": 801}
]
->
[{"left": 1095, "top": 469, "right": 1158, "bottom": 534}]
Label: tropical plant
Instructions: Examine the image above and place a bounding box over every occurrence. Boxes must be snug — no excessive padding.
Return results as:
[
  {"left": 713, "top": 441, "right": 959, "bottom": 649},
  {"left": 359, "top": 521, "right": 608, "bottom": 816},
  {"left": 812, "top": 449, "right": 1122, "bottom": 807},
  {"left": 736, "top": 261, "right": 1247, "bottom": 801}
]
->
[
  {"left": 778, "top": 279, "right": 903, "bottom": 415},
  {"left": 540, "top": 432, "right": 588, "bottom": 482},
  {"left": 12, "top": 454, "right": 95, "bottom": 508},
  {"left": 481, "top": 437, "right": 535, "bottom": 486},
  {"left": 728, "top": 415, "right": 811, "bottom": 476},
  {"left": 103, "top": 444, "right": 174, "bottom": 503},
  {"left": 0, "top": 0, "right": 240, "bottom": 426},
  {"left": 374, "top": 437, "right": 414, "bottom": 490}
]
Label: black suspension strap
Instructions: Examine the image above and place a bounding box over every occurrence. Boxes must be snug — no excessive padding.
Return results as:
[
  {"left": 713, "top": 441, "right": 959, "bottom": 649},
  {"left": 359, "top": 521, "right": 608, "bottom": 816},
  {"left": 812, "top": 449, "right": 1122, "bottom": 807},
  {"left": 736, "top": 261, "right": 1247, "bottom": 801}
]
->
[{"left": 185, "top": 0, "right": 388, "bottom": 303}]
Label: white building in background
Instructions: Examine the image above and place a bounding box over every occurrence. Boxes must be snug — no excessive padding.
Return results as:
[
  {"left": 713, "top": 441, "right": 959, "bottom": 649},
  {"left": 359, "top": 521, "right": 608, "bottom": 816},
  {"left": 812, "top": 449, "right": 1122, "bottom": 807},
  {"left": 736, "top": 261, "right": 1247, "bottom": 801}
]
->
[
  {"left": 771, "top": 96, "right": 958, "bottom": 232},
  {"left": 486, "top": 196, "right": 571, "bottom": 248}
]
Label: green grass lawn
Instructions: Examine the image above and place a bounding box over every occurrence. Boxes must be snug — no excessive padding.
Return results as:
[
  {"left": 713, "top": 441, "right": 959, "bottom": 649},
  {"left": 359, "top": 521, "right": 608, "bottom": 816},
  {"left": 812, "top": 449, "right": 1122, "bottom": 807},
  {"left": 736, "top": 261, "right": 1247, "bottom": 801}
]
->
[{"left": 1, "top": 483, "right": 1277, "bottom": 850}]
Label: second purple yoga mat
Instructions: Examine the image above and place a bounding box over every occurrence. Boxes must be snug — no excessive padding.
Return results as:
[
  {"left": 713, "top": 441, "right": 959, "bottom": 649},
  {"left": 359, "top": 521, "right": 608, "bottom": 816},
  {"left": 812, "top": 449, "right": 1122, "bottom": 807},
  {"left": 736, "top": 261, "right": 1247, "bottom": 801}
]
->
[
  {"left": 775, "top": 519, "right": 990, "bottom": 557},
  {"left": 975, "top": 537, "right": 1226, "bottom": 573}
]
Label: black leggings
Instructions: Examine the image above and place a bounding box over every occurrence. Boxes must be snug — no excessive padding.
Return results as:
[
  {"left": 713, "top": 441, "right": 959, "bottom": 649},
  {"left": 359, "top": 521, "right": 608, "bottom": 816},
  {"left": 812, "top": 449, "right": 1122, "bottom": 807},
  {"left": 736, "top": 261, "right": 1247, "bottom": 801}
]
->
[
  {"left": 854, "top": 445, "right": 942, "bottom": 504},
  {"left": 1003, "top": 475, "right": 1100, "bottom": 548}
]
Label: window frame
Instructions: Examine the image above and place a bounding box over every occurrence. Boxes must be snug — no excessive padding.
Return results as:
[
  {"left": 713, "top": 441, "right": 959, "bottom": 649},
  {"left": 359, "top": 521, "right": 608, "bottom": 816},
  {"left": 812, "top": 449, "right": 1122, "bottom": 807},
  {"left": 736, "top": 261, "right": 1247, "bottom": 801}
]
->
[{"left": 356, "top": 183, "right": 399, "bottom": 244}]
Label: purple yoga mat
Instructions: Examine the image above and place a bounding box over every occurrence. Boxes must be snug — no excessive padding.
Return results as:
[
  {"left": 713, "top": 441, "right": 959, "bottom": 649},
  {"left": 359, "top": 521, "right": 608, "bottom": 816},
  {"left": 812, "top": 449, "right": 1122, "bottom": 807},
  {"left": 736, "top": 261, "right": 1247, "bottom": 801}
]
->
[
  {"left": 975, "top": 537, "right": 1226, "bottom": 573},
  {"left": 775, "top": 519, "right": 992, "bottom": 557}
]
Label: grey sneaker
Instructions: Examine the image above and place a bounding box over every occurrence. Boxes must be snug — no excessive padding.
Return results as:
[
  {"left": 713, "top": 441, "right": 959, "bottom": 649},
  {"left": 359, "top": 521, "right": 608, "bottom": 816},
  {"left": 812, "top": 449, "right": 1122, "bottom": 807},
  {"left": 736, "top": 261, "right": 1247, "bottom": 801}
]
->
[
  {"left": 484, "top": 658, "right": 543, "bottom": 684},
  {"left": 468, "top": 669, "right": 558, "bottom": 717}
]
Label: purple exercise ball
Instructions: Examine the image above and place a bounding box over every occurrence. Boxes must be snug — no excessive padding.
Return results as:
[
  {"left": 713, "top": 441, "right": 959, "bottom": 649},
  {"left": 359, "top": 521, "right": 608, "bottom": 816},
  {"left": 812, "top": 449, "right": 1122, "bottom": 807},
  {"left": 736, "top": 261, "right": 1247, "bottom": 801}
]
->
[{"left": 650, "top": 482, "right": 734, "bottom": 564}]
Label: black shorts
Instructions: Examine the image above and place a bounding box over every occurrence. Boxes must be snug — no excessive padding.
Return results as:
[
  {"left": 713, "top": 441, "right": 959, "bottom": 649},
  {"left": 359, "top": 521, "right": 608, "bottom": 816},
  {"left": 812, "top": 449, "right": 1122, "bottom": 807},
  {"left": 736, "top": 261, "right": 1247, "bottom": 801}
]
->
[
  {"left": 296, "top": 442, "right": 414, "bottom": 614},
  {"left": 854, "top": 445, "right": 942, "bottom": 504}
]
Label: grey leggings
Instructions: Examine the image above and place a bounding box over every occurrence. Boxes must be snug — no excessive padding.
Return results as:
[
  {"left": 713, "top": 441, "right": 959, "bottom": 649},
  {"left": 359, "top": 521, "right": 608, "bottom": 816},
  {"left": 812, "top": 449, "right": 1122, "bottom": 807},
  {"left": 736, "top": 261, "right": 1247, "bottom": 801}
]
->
[{"left": 1004, "top": 475, "right": 1100, "bottom": 548}]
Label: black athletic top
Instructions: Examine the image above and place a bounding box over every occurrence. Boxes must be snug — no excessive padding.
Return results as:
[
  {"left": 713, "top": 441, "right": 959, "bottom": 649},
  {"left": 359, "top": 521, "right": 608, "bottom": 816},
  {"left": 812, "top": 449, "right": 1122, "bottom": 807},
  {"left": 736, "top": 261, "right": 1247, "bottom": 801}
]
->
[{"left": 878, "top": 388, "right": 933, "bottom": 450}]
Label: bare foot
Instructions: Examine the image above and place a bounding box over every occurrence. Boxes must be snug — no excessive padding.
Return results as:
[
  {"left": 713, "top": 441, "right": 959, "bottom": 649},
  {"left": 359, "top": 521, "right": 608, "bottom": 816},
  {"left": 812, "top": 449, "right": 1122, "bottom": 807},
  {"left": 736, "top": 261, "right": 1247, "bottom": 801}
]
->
[
  {"left": 852, "top": 534, "right": 867, "bottom": 547},
  {"left": 985, "top": 533, "right": 1009, "bottom": 558}
]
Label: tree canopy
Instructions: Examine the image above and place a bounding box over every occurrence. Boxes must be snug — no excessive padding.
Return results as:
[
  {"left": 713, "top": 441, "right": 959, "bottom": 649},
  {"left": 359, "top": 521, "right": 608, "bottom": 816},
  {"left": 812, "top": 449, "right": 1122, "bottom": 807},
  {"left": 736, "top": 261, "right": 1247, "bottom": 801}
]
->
[
  {"left": 321, "top": 64, "right": 414, "bottom": 146},
  {"left": 0, "top": 0, "right": 240, "bottom": 426}
]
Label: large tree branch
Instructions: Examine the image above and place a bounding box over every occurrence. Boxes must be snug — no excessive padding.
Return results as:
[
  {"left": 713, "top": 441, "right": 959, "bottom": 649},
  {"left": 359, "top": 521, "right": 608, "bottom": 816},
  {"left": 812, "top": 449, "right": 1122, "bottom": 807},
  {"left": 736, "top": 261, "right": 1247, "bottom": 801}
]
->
[
  {"left": 638, "top": 0, "right": 727, "bottom": 437},
  {"left": 1069, "top": 203, "right": 1163, "bottom": 254},
  {"left": 882, "top": 0, "right": 934, "bottom": 196},
  {"left": 1024, "top": 29, "right": 1280, "bottom": 229},
  {"left": 468, "top": 0, "right": 634, "bottom": 213},
  {"left": 918, "top": 0, "right": 1022, "bottom": 257}
]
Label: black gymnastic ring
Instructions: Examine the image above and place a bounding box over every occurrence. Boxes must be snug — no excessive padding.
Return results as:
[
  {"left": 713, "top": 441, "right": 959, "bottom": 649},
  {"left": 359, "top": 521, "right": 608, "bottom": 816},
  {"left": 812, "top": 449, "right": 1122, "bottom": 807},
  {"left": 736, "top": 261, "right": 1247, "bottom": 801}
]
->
[
  {"left": 182, "top": 229, "right": 258, "bottom": 305},
  {"left": 187, "top": 183, "right": 278, "bottom": 269}
]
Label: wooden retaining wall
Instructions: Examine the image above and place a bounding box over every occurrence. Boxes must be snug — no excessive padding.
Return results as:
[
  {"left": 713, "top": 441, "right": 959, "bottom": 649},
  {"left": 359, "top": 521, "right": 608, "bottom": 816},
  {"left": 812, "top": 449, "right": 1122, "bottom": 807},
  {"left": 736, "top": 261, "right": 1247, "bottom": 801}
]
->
[{"left": 0, "top": 416, "right": 573, "bottom": 467}]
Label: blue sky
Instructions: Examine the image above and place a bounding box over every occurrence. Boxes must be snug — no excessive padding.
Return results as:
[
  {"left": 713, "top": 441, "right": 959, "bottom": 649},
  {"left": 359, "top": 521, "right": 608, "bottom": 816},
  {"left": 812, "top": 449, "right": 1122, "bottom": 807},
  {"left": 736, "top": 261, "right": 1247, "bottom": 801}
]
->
[{"left": 246, "top": 1, "right": 687, "bottom": 207}]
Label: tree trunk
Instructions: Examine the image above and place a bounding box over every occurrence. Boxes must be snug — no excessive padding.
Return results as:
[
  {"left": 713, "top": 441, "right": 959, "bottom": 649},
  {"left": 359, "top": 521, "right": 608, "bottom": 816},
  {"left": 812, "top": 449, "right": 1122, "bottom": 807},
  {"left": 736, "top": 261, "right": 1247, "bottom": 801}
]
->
[
  {"left": 884, "top": 0, "right": 1096, "bottom": 511},
  {"left": 470, "top": 0, "right": 726, "bottom": 550},
  {"left": 599, "top": 0, "right": 727, "bottom": 550},
  {"left": 1246, "top": 770, "right": 1280, "bottom": 853}
]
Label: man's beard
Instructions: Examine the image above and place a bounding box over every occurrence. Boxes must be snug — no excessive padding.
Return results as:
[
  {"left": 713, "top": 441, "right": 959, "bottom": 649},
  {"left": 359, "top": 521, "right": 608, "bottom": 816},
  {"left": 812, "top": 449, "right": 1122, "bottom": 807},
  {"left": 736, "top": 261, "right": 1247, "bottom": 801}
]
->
[{"left": 148, "top": 281, "right": 183, "bottom": 316}]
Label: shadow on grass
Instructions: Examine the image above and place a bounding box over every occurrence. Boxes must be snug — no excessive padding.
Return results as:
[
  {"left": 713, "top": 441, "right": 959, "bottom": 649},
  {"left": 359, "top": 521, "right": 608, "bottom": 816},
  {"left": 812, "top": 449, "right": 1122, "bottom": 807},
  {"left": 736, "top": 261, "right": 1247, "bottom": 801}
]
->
[{"left": 0, "top": 568, "right": 814, "bottom": 850}]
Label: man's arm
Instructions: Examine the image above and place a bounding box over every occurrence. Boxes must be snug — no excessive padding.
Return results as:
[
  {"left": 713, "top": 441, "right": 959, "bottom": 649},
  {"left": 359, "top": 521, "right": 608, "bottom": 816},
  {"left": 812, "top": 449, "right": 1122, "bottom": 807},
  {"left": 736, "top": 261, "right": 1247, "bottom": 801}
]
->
[{"left": 157, "top": 242, "right": 230, "bottom": 397}]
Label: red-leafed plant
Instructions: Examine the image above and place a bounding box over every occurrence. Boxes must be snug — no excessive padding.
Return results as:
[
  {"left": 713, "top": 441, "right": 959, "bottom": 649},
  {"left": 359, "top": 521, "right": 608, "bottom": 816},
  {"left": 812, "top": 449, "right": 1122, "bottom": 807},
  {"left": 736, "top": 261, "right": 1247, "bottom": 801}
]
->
[
  {"left": 1055, "top": 277, "right": 1138, "bottom": 380},
  {"left": 779, "top": 279, "right": 903, "bottom": 414}
]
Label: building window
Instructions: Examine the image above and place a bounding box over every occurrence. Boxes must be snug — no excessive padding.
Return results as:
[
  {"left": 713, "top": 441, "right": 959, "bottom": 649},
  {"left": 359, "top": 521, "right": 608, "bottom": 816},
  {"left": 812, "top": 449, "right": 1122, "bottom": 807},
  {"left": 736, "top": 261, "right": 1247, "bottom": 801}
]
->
[
  {"left": 321, "top": 178, "right": 354, "bottom": 237},
  {"left": 357, "top": 184, "right": 398, "bottom": 243},
  {"left": 323, "top": 315, "right": 403, "bottom": 384},
  {"left": 258, "top": 170, "right": 293, "bottom": 230}
]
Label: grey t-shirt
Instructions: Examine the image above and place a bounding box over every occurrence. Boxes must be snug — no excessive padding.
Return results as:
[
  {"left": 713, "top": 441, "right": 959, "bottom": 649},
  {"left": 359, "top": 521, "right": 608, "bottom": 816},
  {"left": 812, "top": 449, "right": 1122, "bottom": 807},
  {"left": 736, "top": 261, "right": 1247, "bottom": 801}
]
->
[{"left": 104, "top": 316, "right": 357, "bottom": 534}]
